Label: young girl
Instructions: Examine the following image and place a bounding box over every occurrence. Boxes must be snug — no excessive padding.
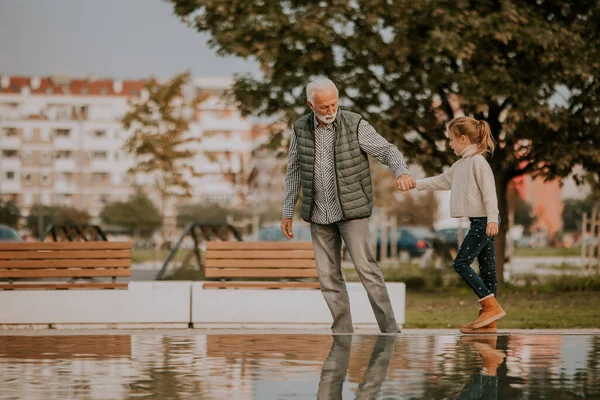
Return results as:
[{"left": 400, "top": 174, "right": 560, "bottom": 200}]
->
[{"left": 413, "top": 116, "right": 505, "bottom": 334}]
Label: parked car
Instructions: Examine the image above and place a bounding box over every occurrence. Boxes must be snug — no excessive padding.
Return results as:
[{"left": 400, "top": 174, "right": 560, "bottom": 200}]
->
[
  {"left": 0, "top": 224, "right": 23, "bottom": 241},
  {"left": 374, "top": 226, "right": 439, "bottom": 260},
  {"left": 435, "top": 227, "right": 470, "bottom": 252}
]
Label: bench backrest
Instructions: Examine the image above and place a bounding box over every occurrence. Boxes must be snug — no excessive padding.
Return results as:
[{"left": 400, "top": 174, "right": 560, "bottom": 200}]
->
[
  {"left": 0, "top": 241, "right": 132, "bottom": 289},
  {"left": 204, "top": 241, "right": 317, "bottom": 279}
]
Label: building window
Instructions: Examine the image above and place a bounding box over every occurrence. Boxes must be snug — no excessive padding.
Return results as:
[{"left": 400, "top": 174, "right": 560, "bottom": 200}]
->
[
  {"left": 92, "top": 151, "right": 108, "bottom": 160},
  {"left": 56, "top": 194, "right": 72, "bottom": 206},
  {"left": 41, "top": 174, "right": 50, "bottom": 184},
  {"left": 3, "top": 127, "right": 18, "bottom": 137},
  {"left": 55, "top": 129, "right": 70, "bottom": 137},
  {"left": 41, "top": 152, "right": 51, "bottom": 163},
  {"left": 94, "top": 130, "right": 106, "bottom": 138},
  {"left": 41, "top": 193, "right": 51, "bottom": 205},
  {"left": 23, "top": 151, "right": 33, "bottom": 162},
  {"left": 40, "top": 129, "right": 50, "bottom": 141},
  {"left": 92, "top": 172, "right": 108, "bottom": 183},
  {"left": 5, "top": 171, "right": 15, "bottom": 180},
  {"left": 23, "top": 193, "right": 33, "bottom": 207},
  {"left": 55, "top": 150, "right": 72, "bottom": 159},
  {"left": 2, "top": 150, "right": 18, "bottom": 158}
]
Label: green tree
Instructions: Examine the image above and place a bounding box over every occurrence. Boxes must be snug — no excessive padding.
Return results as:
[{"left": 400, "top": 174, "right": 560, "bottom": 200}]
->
[
  {"left": 122, "top": 71, "right": 207, "bottom": 240},
  {"left": 563, "top": 194, "right": 596, "bottom": 233},
  {"left": 27, "top": 205, "right": 91, "bottom": 238},
  {"left": 168, "top": 0, "right": 600, "bottom": 283},
  {"left": 100, "top": 188, "right": 162, "bottom": 238},
  {"left": 0, "top": 200, "right": 20, "bottom": 228},
  {"left": 177, "top": 202, "right": 252, "bottom": 227}
]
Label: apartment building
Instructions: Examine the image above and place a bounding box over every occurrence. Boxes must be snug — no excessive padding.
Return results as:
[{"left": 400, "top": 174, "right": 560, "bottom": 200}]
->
[{"left": 0, "top": 75, "right": 267, "bottom": 229}]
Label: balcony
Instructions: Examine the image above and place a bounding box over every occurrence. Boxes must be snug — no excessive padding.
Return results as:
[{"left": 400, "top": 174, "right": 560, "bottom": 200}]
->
[
  {"left": 54, "top": 181, "right": 77, "bottom": 194},
  {"left": 0, "top": 158, "right": 21, "bottom": 170},
  {"left": 54, "top": 159, "right": 76, "bottom": 172},
  {"left": 0, "top": 180, "right": 21, "bottom": 194},
  {"left": 54, "top": 136, "right": 77, "bottom": 150},
  {"left": 90, "top": 159, "right": 114, "bottom": 173},
  {"left": 200, "top": 113, "right": 251, "bottom": 132},
  {"left": 0, "top": 136, "right": 21, "bottom": 149}
]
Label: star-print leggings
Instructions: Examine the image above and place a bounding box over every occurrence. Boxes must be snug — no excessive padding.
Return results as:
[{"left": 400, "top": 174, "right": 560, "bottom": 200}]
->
[{"left": 452, "top": 217, "right": 498, "bottom": 299}]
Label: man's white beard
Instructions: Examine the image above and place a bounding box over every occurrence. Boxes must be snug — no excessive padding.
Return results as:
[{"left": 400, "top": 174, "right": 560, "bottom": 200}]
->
[{"left": 316, "top": 110, "right": 337, "bottom": 124}]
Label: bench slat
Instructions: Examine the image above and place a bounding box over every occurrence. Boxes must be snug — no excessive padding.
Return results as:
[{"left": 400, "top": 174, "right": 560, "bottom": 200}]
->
[
  {"left": 205, "top": 268, "right": 318, "bottom": 278},
  {"left": 0, "top": 283, "right": 128, "bottom": 290},
  {"left": 206, "top": 250, "right": 315, "bottom": 259},
  {"left": 205, "top": 259, "right": 316, "bottom": 268},
  {"left": 206, "top": 242, "right": 313, "bottom": 250},
  {"left": 0, "top": 259, "right": 131, "bottom": 269},
  {"left": 203, "top": 281, "right": 320, "bottom": 289},
  {"left": 0, "top": 250, "right": 131, "bottom": 260},
  {"left": 0, "top": 268, "right": 131, "bottom": 279},
  {"left": 0, "top": 242, "right": 131, "bottom": 251}
]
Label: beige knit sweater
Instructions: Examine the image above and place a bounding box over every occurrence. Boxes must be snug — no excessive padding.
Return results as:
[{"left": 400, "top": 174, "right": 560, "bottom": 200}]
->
[{"left": 416, "top": 145, "right": 499, "bottom": 222}]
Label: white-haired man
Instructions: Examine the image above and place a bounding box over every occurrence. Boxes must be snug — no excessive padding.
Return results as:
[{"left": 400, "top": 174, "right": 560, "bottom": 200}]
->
[{"left": 281, "top": 78, "right": 416, "bottom": 333}]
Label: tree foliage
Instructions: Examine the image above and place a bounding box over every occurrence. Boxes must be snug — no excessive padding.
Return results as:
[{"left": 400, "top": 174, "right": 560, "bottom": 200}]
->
[
  {"left": 123, "top": 71, "right": 206, "bottom": 202},
  {"left": 0, "top": 200, "right": 20, "bottom": 228},
  {"left": 100, "top": 188, "right": 162, "bottom": 238},
  {"left": 168, "top": 0, "right": 600, "bottom": 282},
  {"left": 26, "top": 205, "right": 91, "bottom": 238}
]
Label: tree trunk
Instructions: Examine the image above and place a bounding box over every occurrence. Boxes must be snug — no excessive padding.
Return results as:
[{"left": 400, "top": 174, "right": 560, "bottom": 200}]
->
[{"left": 495, "top": 173, "right": 510, "bottom": 287}]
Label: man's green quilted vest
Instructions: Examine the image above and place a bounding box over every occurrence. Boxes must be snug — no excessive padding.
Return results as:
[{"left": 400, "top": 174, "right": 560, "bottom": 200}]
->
[{"left": 294, "top": 109, "right": 373, "bottom": 222}]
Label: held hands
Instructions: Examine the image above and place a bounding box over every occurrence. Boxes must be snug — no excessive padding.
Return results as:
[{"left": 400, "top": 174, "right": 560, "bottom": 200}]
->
[
  {"left": 281, "top": 218, "right": 294, "bottom": 240},
  {"left": 486, "top": 222, "right": 499, "bottom": 237},
  {"left": 396, "top": 174, "right": 416, "bottom": 192}
]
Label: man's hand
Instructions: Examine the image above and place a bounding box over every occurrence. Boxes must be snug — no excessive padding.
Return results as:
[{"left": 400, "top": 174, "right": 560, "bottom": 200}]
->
[
  {"left": 486, "top": 222, "right": 499, "bottom": 237},
  {"left": 281, "top": 218, "right": 294, "bottom": 239},
  {"left": 396, "top": 174, "right": 416, "bottom": 192}
]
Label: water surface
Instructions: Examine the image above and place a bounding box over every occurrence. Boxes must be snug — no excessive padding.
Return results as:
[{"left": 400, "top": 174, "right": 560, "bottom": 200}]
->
[{"left": 0, "top": 333, "right": 598, "bottom": 399}]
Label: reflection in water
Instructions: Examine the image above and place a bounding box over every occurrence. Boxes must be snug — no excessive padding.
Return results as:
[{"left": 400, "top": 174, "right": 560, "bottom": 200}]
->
[
  {"left": 456, "top": 336, "right": 506, "bottom": 400},
  {"left": 318, "top": 335, "right": 395, "bottom": 400},
  {"left": 0, "top": 333, "right": 598, "bottom": 399}
]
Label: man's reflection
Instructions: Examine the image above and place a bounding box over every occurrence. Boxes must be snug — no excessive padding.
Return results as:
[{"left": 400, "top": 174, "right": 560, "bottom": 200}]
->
[
  {"left": 317, "top": 335, "right": 396, "bottom": 399},
  {"left": 457, "top": 335, "right": 507, "bottom": 400}
]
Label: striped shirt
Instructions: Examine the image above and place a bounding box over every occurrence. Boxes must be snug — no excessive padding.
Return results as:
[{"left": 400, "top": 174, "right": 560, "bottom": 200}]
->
[{"left": 282, "top": 117, "right": 410, "bottom": 224}]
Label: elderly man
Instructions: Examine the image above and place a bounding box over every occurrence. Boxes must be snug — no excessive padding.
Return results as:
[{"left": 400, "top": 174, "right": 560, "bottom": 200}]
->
[{"left": 281, "top": 78, "right": 416, "bottom": 333}]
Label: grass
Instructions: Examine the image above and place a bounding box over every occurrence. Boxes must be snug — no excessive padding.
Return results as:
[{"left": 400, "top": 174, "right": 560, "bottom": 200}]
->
[
  {"left": 404, "top": 288, "right": 600, "bottom": 329},
  {"left": 513, "top": 247, "right": 581, "bottom": 257},
  {"left": 132, "top": 246, "right": 582, "bottom": 264},
  {"left": 131, "top": 248, "right": 190, "bottom": 263}
]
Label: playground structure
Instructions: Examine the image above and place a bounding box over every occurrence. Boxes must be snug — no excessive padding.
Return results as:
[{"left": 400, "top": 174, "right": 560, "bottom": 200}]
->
[{"left": 581, "top": 202, "right": 600, "bottom": 270}]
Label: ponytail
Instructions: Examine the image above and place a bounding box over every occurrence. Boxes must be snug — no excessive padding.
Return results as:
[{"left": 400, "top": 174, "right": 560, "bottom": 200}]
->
[{"left": 477, "top": 120, "right": 495, "bottom": 155}]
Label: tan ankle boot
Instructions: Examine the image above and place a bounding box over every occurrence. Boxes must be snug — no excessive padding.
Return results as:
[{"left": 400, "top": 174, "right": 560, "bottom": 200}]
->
[
  {"left": 470, "top": 295, "right": 506, "bottom": 329},
  {"left": 460, "top": 308, "right": 497, "bottom": 334}
]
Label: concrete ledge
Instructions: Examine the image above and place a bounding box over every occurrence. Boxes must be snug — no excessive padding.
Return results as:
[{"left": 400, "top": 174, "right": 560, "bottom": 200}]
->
[
  {"left": 0, "top": 282, "right": 191, "bottom": 328},
  {"left": 191, "top": 282, "right": 405, "bottom": 328}
]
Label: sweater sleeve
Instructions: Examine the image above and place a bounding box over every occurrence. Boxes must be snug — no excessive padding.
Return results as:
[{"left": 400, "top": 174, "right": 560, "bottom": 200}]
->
[
  {"left": 416, "top": 164, "right": 455, "bottom": 191},
  {"left": 473, "top": 156, "right": 499, "bottom": 222}
]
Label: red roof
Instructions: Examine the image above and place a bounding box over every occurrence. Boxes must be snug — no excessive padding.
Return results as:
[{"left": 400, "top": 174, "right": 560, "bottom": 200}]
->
[{"left": 0, "top": 76, "right": 145, "bottom": 96}]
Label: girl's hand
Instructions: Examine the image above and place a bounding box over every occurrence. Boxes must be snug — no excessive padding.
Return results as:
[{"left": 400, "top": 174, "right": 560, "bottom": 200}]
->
[{"left": 486, "top": 222, "right": 499, "bottom": 237}]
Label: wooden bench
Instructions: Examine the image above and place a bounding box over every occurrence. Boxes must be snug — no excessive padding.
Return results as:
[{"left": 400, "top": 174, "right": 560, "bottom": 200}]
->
[
  {"left": 0, "top": 241, "right": 132, "bottom": 290},
  {"left": 0, "top": 335, "right": 131, "bottom": 359},
  {"left": 203, "top": 241, "right": 320, "bottom": 289}
]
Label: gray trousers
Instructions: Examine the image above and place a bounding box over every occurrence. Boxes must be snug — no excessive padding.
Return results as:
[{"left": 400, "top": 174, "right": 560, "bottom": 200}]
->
[
  {"left": 310, "top": 218, "right": 399, "bottom": 333},
  {"left": 317, "top": 335, "right": 396, "bottom": 400}
]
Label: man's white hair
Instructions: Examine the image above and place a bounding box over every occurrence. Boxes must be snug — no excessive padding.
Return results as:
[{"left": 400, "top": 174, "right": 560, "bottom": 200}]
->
[{"left": 306, "top": 78, "right": 338, "bottom": 103}]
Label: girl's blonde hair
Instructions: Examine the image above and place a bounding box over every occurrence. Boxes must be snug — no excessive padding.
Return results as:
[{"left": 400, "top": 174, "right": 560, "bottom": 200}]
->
[{"left": 448, "top": 116, "right": 496, "bottom": 155}]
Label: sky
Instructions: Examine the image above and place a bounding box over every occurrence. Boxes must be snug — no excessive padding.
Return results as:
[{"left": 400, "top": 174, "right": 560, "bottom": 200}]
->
[{"left": 0, "top": 0, "right": 259, "bottom": 80}]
